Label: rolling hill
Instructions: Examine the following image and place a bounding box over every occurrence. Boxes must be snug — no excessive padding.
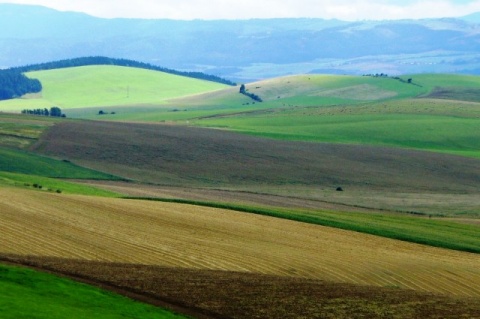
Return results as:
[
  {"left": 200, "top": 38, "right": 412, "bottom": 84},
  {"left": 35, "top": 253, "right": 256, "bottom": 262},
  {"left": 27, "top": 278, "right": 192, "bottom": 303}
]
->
[
  {"left": 1, "top": 66, "right": 479, "bottom": 317},
  {"left": 0, "top": 65, "right": 229, "bottom": 111},
  {"left": 18, "top": 69, "right": 474, "bottom": 159}
]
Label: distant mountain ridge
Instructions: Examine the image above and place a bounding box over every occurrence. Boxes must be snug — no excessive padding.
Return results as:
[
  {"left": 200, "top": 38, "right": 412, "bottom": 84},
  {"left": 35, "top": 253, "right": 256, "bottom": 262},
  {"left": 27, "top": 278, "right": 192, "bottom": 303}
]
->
[{"left": 1, "top": 4, "right": 480, "bottom": 81}]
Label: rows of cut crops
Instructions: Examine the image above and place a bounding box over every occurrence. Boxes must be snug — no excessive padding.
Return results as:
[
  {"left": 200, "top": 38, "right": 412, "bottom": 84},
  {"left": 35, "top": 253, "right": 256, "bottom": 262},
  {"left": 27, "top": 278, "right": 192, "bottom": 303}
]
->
[{"left": 1, "top": 188, "right": 479, "bottom": 296}]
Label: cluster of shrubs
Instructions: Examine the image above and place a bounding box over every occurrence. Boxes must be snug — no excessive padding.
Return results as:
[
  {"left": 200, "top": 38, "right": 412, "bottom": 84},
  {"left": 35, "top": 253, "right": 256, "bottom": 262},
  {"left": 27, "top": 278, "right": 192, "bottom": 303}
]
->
[
  {"left": 24, "top": 183, "right": 62, "bottom": 193},
  {"left": 363, "top": 73, "right": 414, "bottom": 84},
  {"left": 21, "top": 106, "right": 66, "bottom": 117},
  {"left": 239, "top": 84, "right": 263, "bottom": 102}
]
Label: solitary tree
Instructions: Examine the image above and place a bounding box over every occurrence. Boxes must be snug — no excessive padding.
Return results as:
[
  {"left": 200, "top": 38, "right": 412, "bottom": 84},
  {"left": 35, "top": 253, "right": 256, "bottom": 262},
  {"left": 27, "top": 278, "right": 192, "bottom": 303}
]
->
[{"left": 239, "top": 84, "right": 246, "bottom": 94}]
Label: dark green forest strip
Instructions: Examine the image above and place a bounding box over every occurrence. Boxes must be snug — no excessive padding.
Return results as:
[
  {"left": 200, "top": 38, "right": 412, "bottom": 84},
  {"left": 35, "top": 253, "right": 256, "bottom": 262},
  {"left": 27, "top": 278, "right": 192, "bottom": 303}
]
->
[{"left": 124, "top": 197, "right": 480, "bottom": 254}]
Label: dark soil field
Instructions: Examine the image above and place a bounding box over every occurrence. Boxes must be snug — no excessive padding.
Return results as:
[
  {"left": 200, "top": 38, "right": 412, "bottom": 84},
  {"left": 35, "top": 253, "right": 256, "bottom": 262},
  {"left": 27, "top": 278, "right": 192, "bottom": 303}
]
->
[
  {"left": 32, "top": 120, "right": 480, "bottom": 193},
  {"left": 426, "top": 87, "right": 480, "bottom": 102},
  {"left": 31, "top": 120, "right": 480, "bottom": 214},
  {"left": 3, "top": 255, "right": 480, "bottom": 319}
]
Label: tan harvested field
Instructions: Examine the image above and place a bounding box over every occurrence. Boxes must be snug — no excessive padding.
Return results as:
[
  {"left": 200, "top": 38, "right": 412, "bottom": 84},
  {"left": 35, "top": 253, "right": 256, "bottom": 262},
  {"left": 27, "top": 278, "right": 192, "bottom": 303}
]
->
[{"left": 1, "top": 188, "right": 480, "bottom": 298}]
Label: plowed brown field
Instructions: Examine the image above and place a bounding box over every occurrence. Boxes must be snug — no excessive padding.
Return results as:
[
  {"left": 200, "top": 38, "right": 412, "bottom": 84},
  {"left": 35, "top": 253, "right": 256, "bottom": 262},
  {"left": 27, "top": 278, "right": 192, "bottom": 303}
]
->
[
  {"left": 1, "top": 187, "right": 480, "bottom": 298},
  {"left": 3, "top": 256, "right": 480, "bottom": 319}
]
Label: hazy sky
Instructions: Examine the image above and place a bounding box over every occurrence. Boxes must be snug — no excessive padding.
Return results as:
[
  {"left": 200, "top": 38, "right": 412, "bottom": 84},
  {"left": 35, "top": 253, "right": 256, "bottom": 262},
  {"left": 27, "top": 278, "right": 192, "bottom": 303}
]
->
[{"left": 1, "top": 0, "right": 480, "bottom": 20}]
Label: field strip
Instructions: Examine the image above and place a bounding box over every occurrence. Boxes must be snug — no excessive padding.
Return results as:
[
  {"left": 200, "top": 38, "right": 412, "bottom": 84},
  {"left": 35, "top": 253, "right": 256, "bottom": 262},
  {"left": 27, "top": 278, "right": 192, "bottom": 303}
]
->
[{"left": 1, "top": 188, "right": 480, "bottom": 297}]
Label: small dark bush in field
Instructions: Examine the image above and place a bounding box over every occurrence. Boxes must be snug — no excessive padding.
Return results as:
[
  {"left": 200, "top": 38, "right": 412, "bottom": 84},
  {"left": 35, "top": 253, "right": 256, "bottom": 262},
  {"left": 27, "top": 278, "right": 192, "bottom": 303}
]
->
[
  {"left": 56, "top": 189, "right": 62, "bottom": 194},
  {"left": 33, "top": 183, "right": 39, "bottom": 188},
  {"left": 336, "top": 187, "right": 344, "bottom": 192},
  {"left": 24, "top": 183, "right": 30, "bottom": 187}
]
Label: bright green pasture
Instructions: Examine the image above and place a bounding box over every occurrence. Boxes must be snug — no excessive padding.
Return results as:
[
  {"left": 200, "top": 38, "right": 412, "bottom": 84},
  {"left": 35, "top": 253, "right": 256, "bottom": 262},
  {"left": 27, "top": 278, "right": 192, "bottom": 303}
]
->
[
  {"left": 0, "top": 148, "right": 122, "bottom": 180},
  {"left": 67, "top": 74, "right": 427, "bottom": 121},
  {"left": 0, "top": 172, "right": 120, "bottom": 197},
  {"left": 194, "top": 99, "right": 480, "bottom": 158},
  {"left": 0, "top": 264, "right": 186, "bottom": 319},
  {"left": 132, "top": 197, "right": 480, "bottom": 254},
  {"left": 0, "top": 65, "right": 228, "bottom": 111},
  {"left": 247, "top": 74, "right": 427, "bottom": 102}
]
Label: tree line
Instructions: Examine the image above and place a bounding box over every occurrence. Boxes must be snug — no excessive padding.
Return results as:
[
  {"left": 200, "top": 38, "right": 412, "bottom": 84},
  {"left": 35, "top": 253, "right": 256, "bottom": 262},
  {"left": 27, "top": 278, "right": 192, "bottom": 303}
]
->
[
  {"left": 239, "top": 84, "right": 262, "bottom": 102},
  {"left": 11, "top": 56, "right": 237, "bottom": 86},
  {"left": 0, "top": 69, "right": 42, "bottom": 100},
  {"left": 21, "top": 106, "right": 65, "bottom": 117}
]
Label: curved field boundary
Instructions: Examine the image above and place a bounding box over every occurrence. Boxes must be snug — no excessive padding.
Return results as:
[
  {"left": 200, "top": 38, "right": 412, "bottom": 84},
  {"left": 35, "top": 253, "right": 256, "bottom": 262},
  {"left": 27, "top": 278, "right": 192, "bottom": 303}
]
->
[
  {"left": 124, "top": 196, "right": 480, "bottom": 254},
  {"left": 3, "top": 256, "right": 480, "bottom": 319},
  {"left": 1, "top": 188, "right": 480, "bottom": 297}
]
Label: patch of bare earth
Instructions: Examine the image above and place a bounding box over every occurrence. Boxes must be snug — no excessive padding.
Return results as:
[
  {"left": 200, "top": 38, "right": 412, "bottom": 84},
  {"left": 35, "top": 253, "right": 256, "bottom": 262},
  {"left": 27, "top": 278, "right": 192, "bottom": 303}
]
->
[{"left": 2, "top": 256, "right": 480, "bottom": 319}]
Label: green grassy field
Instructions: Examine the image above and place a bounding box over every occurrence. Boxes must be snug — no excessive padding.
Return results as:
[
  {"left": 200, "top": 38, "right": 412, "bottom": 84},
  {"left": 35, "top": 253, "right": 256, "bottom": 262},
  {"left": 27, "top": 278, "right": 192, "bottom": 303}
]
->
[
  {"left": 0, "top": 148, "right": 123, "bottom": 180},
  {"left": 27, "top": 70, "right": 475, "bottom": 158},
  {"left": 0, "top": 264, "right": 187, "bottom": 319},
  {"left": 0, "top": 172, "right": 120, "bottom": 197},
  {"left": 194, "top": 104, "right": 480, "bottom": 158},
  {"left": 0, "top": 65, "right": 229, "bottom": 111}
]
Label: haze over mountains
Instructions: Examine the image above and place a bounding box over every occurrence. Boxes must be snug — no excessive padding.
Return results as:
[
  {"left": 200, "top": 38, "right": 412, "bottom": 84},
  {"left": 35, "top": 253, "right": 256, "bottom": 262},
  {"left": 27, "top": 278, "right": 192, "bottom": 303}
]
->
[{"left": 1, "top": 4, "right": 480, "bottom": 81}]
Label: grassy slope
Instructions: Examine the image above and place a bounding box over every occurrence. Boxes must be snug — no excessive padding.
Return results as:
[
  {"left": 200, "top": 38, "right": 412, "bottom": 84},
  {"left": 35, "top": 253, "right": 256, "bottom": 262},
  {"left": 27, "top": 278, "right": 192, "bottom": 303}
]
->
[
  {"left": 2, "top": 70, "right": 478, "bottom": 158},
  {"left": 0, "top": 114, "right": 123, "bottom": 196},
  {"left": 0, "top": 148, "right": 122, "bottom": 180},
  {"left": 84, "top": 75, "right": 480, "bottom": 157},
  {"left": 189, "top": 75, "right": 480, "bottom": 158},
  {"left": 91, "top": 74, "right": 427, "bottom": 121},
  {"left": 0, "top": 264, "right": 186, "bottom": 319},
  {"left": 195, "top": 103, "right": 480, "bottom": 158},
  {"left": 0, "top": 172, "right": 120, "bottom": 197},
  {"left": 45, "top": 72, "right": 479, "bottom": 158},
  {"left": 0, "top": 65, "right": 228, "bottom": 111}
]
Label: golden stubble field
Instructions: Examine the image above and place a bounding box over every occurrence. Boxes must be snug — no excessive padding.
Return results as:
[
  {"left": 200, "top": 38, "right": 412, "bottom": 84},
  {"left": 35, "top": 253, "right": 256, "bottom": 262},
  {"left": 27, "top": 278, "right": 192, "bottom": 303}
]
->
[{"left": 1, "top": 188, "right": 480, "bottom": 297}]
